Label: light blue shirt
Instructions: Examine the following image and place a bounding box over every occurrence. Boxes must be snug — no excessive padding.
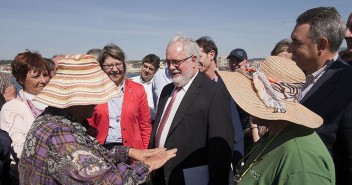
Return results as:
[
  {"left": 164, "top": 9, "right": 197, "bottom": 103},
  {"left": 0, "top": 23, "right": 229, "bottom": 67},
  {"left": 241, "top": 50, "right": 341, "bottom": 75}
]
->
[
  {"left": 105, "top": 84, "right": 124, "bottom": 144},
  {"left": 152, "top": 68, "right": 172, "bottom": 109}
]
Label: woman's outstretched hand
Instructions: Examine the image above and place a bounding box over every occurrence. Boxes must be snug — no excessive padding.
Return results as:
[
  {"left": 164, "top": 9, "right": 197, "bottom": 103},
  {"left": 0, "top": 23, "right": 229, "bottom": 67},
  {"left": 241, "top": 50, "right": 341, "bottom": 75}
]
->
[{"left": 128, "top": 148, "right": 177, "bottom": 171}]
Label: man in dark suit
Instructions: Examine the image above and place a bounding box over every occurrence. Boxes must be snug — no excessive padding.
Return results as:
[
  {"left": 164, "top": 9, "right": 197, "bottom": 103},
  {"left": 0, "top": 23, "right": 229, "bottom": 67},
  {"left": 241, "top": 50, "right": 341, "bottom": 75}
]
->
[
  {"left": 149, "top": 34, "right": 234, "bottom": 185},
  {"left": 196, "top": 36, "right": 244, "bottom": 170},
  {"left": 289, "top": 7, "right": 352, "bottom": 184}
]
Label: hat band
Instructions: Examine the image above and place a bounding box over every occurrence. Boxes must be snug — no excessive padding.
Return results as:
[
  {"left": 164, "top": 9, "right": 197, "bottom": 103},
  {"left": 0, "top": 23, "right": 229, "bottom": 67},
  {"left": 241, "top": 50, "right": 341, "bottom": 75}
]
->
[{"left": 240, "top": 67, "right": 304, "bottom": 113}]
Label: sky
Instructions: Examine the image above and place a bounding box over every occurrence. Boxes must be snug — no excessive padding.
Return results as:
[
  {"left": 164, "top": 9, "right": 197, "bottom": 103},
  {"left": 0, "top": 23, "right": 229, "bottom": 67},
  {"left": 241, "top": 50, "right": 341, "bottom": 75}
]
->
[{"left": 0, "top": 0, "right": 351, "bottom": 60}]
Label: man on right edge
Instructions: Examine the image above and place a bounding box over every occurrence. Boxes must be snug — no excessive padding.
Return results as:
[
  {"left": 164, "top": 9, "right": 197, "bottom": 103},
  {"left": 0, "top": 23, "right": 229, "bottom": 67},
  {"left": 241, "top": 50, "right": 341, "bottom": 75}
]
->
[{"left": 289, "top": 7, "right": 352, "bottom": 184}]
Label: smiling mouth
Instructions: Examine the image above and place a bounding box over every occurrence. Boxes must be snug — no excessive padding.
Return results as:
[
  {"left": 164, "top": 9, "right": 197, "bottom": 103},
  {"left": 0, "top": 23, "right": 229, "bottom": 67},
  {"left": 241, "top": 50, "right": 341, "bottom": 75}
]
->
[{"left": 171, "top": 72, "right": 180, "bottom": 76}]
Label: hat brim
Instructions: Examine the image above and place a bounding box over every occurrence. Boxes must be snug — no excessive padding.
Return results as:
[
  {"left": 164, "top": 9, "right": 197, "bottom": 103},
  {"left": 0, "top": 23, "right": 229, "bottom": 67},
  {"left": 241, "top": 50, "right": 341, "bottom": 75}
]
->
[
  {"left": 218, "top": 71, "right": 322, "bottom": 128},
  {"left": 34, "top": 55, "right": 121, "bottom": 108}
]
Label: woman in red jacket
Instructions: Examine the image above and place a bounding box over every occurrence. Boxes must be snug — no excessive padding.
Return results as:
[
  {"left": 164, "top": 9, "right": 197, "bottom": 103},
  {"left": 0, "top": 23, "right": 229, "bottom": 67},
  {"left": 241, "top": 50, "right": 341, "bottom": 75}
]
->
[{"left": 87, "top": 43, "right": 151, "bottom": 150}]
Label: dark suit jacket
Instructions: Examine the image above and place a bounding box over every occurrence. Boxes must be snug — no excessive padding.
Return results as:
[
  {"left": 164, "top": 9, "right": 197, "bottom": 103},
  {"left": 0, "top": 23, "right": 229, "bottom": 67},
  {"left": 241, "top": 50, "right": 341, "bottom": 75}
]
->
[
  {"left": 149, "top": 72, "right": 234, "bottom": 185},
  {"left": 300, "top": 59, "right": 352, "bottom": 184}
]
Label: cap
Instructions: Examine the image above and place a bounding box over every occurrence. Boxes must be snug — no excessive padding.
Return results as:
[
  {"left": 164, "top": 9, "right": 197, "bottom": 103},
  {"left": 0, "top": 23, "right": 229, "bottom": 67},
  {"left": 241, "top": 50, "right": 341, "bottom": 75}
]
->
[{"left": 227, "top": 48, "right": 248, "bottom": 60}]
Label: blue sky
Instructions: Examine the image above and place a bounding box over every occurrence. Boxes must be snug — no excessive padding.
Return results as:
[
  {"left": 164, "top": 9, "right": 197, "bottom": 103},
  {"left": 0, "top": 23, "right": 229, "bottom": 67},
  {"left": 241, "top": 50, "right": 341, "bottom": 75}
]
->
[{"left": 0, "top": 0, "right": 351, "bottom": 60}]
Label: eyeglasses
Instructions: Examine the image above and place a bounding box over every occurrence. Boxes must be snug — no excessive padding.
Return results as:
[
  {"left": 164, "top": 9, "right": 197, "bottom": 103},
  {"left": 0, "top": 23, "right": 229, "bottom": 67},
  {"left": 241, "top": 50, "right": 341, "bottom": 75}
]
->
[
  {"left": 166, "top": 55, "right": 193, "bottom": 67},
  {"left": 102, "top": 63, "right": 124, "bottom": 69}
]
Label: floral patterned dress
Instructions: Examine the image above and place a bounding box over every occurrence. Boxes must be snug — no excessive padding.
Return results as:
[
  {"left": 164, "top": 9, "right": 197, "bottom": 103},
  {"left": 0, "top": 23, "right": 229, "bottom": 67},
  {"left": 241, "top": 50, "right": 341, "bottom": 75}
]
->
[{"left": 19, "top": 107, "right": 150, "bottom": 185}]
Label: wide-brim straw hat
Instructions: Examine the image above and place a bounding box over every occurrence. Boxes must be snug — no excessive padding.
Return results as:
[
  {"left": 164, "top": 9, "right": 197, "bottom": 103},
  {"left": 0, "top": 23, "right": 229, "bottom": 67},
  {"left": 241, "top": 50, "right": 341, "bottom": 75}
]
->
[
  {"left": 34, "top": 54, "right": 121, "bottom": 108},
  {"left": 218, "top": 56, "right": 323, "bottom": 128}
]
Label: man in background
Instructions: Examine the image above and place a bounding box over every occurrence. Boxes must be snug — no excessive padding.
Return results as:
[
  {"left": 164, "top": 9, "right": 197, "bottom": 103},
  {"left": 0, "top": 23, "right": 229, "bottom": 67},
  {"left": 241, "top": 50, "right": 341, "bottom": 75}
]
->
[
  {"left": 131, "top": 54, "right": 160, "bottom": 121},
  {"left": 196, "top": 36, "right": 244, "bottom": 171},
  {"left": 227, "top": 48, "right": 249, "bottom": 71},
  {"left": 196, "top": 36, "right": 219, "bottom": 81}
]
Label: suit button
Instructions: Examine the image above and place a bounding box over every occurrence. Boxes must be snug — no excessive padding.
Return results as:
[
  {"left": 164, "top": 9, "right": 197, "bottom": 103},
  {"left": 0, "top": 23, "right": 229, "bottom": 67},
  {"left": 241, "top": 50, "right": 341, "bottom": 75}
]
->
[
  {"left": 124, "top": 141, "right": 127, "bottom": 143},
  {"left": 123, "top": 128, "right": 126, "bottom": 131}
]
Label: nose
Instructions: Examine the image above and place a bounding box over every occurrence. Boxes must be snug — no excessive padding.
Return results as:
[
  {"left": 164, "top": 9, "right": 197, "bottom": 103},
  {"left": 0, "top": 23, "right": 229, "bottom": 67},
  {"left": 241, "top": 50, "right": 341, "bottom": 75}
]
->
[
  {"left": 39, "top": 75, "right": 48, "bottom": 84},
  {"left": 144, "top": 67, "right": 151, "bottom": 73},
  {"left": 111, "top": 65, "right": 120, "bottom": 72}
]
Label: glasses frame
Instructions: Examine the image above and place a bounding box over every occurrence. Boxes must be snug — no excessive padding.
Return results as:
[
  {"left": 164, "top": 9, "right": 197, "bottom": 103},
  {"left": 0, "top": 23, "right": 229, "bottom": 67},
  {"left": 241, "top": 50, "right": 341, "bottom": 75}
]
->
[
  {"left": 102, "top": 63, "right": 124, "bottom": 70},
  {"left": 166, "top": 55, "right": 193, "bottom": 67}
]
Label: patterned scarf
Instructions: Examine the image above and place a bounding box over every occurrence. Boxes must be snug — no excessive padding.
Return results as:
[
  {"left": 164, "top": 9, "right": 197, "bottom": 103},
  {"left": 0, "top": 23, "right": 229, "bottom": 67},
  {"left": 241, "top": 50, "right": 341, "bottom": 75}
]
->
[{"left": 239, "top": 66, "right": 304, "bottom": 113}]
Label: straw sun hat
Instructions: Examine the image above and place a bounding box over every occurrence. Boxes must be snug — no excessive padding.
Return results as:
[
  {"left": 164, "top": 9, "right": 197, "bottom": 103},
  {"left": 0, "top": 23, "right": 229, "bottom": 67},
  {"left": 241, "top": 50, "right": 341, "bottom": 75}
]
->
[
  {"left": 218, "top": 56, "right": 323, "bottom": 128},
  {"left": 34, "top": 54, "right": 121, "bottom": 108}
]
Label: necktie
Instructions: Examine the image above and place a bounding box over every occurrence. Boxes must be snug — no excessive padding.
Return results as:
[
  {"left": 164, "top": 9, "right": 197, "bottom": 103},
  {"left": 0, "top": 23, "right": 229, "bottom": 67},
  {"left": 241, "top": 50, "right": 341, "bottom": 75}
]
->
[{"left": 155, "top": 87, "right": 181, "bottom": 147}]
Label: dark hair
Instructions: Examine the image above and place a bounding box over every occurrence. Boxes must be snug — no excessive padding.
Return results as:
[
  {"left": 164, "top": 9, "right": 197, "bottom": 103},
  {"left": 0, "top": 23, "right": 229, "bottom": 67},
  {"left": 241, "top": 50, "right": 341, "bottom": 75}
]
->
[
  {"left": 142, "top": 54, "right": 160, "bottom": 70},
  {"left": 98, "top": 43, "right": 126, "bottom": 71},
  {"left": 296, "top": 7, "right": 345, "bottom": 51},
  {"left": 11, "top": 50, "right": 50, "bottom": 87},
  {"left": 45, "top": 58, "right": 56, "bottom": 71},
  {"left": 196, "top": 36, "right": 218, "bottom": 62}
]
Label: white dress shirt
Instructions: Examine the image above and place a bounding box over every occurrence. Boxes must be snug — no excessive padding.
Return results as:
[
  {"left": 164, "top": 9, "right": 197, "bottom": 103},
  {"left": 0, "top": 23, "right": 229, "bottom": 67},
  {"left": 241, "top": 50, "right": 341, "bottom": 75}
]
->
[
  {"left": 131, "top": 75, "right": 156, "bottom": 120},
  {"left": 157, "top": 71, "right": 198, "bottom": 147}
]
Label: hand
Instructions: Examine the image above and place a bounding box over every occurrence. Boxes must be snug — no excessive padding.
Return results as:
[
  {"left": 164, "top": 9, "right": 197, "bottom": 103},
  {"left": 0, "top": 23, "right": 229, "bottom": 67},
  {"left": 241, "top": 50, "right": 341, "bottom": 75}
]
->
[
  {"left": 143, "top": 148, "right": 177, "bottom": 171},
  {"left": 128, "top": 148, "right": 169, "bottom": 161}
]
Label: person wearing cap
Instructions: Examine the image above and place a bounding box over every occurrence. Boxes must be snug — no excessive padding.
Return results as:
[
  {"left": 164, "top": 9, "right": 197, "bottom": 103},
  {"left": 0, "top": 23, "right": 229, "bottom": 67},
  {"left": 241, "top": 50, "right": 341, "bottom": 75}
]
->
[
  {"left": 227, "top": 48, "right": 249, "bottom": 71},
  {"left": 87, "top": 43, "right": 152, "bottom": 151},
  {"left": 289, "top": 7, "right": 352, "bottom": 184},
  {"left": 219, "top": 56, "right": 335, "bottom": 184},
  {"left": 0, "top": 50, "right": 51, "bottom": 184},
  {"left": 196, "top": 36, "right": 244, "bottom": 174},
  {"left": 149, "top": 33, "right": 234, "bottom": 185},
  {"left": 18, "top": 54, "right": 177, "bottom": 184},
  {"left": 340, "top": 12, "right": 352, "bottom": 64},
  {"left": 131, "top": 54, "right": 161, "bottom": 122},
  {"left": 227, "top": 48, "right": 254, "bottom": 154}
]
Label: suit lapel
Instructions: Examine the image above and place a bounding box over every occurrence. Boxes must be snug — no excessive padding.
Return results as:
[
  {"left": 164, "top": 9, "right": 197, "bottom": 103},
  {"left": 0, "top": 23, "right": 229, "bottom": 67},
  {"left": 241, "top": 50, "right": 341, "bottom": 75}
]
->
[
  {"left": 300, "top": 61, "right": 344, "bottom": 106},
  {"left": 167, "top": 73, "right": 202, "bottom": 137}
]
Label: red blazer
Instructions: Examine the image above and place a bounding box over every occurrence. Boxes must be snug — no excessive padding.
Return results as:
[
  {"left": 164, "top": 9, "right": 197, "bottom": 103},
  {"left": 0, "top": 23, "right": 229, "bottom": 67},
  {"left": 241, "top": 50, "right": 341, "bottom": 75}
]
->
[{"left": 88, "top": 80, "right": 152, "bottom": 149}]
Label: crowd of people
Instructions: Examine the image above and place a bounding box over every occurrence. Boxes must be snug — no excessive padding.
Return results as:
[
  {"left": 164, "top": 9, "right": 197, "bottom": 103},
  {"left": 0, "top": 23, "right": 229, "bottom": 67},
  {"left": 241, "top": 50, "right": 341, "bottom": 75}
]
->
[{"left": 0, "top": 6, "right": 351, "bottom": 185}]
